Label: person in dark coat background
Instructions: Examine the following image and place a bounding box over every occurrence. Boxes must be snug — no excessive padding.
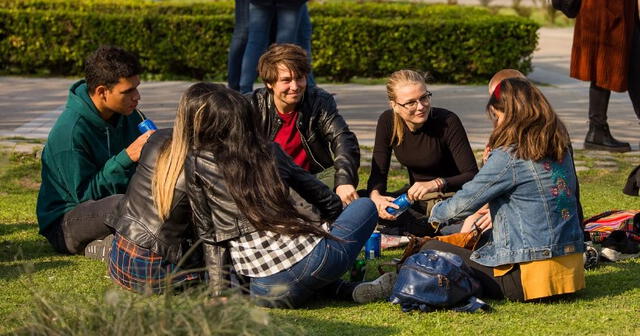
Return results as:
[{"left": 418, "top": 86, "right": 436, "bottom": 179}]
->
[{"left": 570, "top": 0, "right": 640, "bottom": 152}]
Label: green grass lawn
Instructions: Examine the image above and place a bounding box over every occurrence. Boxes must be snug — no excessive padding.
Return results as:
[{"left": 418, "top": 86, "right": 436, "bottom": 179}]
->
[{"left": 1, "top": 148, "right": 639, "bottom": 335}]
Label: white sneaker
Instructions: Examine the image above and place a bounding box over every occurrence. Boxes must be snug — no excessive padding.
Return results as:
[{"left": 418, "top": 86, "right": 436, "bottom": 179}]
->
[
  {"left": 352, "top": 272, "right": 397, "bottom": 304},
  {"left": 600, "top": 247, "right": 640, "bottom": 262}
]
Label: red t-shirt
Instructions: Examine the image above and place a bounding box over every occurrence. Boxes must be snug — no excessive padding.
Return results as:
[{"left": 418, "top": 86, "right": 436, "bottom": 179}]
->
[{"left": 273, "top": 111, "right": 311, "bottom": 171}]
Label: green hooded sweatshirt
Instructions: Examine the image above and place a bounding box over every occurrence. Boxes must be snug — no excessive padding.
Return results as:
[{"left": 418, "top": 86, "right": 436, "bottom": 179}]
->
[{"left": 36, "top": 80, "right": 143, "bottom": 233}]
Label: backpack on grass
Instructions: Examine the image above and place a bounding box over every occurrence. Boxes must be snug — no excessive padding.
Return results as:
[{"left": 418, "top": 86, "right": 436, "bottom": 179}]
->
[
  {"left": 583, "top": 210, "right": 640, "bottom": 243},
  {"left": 390, "top": 250, "right": 490, "bottom": 313}
]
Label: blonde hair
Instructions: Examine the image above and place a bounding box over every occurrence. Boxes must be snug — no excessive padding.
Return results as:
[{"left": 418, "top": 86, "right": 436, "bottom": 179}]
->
[
  {"left": 386, "top": 70, "right": 428, "bottom": 146},
  {"left": 152, "top": 82, "right": 220, "bottom": 220},
  {"left": 487, "top": 78, "right": 570, "bottom": 161}
]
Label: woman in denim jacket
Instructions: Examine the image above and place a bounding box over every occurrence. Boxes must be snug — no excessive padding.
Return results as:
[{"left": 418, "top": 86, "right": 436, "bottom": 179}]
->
[{"left": 426, "top": 78, "right": 586, "bottom": 301}]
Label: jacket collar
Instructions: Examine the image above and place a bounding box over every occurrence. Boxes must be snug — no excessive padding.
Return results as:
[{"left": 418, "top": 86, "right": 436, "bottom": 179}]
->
[{"left": 68, "top": 80, "right": 121, "bottom": 130}]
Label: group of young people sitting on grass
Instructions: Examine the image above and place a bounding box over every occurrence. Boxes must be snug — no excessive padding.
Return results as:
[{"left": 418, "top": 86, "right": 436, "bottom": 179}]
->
[{"left": 36, "top": 44, "right": 585, "bottom": 308}]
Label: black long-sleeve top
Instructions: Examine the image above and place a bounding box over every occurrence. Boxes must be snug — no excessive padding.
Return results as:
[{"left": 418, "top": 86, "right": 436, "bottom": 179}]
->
[{"left": 367, "top": 108, "right": 478, "bottom": 193}]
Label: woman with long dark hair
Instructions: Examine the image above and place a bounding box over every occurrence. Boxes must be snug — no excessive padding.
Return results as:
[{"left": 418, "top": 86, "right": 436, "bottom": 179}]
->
[
  {"left": 425, "top": 78, "right": 585, "bottom": 301},
  {"left": 185, "top": 85, "right": 394, "bottom": 308},
  {"left": 107, "top": 82, "right": 221, "bottom": 293}
]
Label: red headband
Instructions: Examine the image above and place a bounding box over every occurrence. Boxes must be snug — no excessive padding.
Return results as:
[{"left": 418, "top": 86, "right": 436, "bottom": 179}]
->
[{"left": 492, "top": 81, "right": 502, "bottom": 100}]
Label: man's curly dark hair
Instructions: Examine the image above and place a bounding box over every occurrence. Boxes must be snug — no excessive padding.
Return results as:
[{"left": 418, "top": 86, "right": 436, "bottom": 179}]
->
[{"left": 85, "top": 46, "right": 142, "bottom": 94}]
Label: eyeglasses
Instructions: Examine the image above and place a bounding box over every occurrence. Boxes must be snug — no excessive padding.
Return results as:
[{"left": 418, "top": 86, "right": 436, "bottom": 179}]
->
[{"left": 395, "top": 91, "right": 432, "bottom": 111}]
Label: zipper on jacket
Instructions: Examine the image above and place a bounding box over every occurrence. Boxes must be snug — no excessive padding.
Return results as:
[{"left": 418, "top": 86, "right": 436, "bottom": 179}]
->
[
  {"left": 105, "top": 127, "right": 111, "bottom": 156},
  {"left": 296, "top": 120, "right": 327, "bottom": 171}
]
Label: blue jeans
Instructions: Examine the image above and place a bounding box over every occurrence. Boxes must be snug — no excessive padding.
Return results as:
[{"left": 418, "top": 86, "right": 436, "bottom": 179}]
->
[
  {"left": 250, "top": 198, "right": 378, "bottom": 308},
  {"left": 239, "top": 2, "right": 302, "bottom": 93},
  {"left": 297, "top": 4, "right": 315, "bottom": 88},
  {"left": 227, "top": 0, "right": 250, "bottom": 91}
]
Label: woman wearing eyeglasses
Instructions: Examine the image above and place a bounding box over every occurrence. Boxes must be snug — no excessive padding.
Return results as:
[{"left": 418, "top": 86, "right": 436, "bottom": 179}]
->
[{"left": 366, "top": 70, "right": 478, "bottom": 236}]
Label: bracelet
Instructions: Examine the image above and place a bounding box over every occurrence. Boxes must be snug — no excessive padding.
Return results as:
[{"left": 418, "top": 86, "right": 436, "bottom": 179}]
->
[{"left": 434, "top": 178, "right": 445, "bottom": 191}]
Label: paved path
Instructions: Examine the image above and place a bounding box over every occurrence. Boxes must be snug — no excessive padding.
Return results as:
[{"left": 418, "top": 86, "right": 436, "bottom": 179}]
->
[{"left": 0, "top": 28, "right": 638, "bottom": 150}]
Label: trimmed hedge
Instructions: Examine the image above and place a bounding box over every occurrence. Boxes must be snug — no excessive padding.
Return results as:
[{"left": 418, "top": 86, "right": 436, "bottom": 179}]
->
[
  {"left": 0, "top": 1, "right": 539, "bottom": 83},
  {"left": 0, "top": 0, "right": 492, "bottom": 18},
  {"left": 0, "top": 0, "right": 235, "bottom": 15}
]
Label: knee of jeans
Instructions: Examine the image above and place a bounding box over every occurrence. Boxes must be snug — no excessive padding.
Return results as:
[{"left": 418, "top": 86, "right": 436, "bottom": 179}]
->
[
  {"left": 310, "top": 244, "right": 348, "bottom": 283},
  {"left": 351, "top": 197, "right": 376, "bottom": 212}
]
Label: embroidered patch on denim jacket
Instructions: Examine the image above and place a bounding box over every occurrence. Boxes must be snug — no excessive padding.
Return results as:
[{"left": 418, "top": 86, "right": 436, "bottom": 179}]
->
[{"left": 546, "top": 160, "right": 573, "bottom": 220}]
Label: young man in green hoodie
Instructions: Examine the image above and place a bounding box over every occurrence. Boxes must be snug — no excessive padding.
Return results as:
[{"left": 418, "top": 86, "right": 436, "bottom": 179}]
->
[{"left": 37, "top": 46, "right": 155, "bottom": 255}]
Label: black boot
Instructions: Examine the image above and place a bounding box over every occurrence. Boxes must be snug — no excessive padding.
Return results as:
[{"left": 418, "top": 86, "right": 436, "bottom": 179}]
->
[{"left": 584, "top": 123, "right": 631, "bottom": 152}]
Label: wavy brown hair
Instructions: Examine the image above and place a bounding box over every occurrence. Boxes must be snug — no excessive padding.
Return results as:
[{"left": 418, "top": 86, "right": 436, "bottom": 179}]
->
[
  {"left": 258, "top": 43, "right": 310, "bottom": 88},
  {"left": 486, "top": 78, "right": 570, "bottom": 161},
  {"left": 192, "top": 86, "right": 331, "bottom": 238}
]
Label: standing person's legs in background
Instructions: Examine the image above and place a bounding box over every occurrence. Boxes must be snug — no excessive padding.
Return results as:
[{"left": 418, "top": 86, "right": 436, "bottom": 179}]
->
[
  {"left": 239, "top": 4, "right": 302, "bottom": 93},
  {"left": 584, "top": 82, "right": 631, "bottom": 152},
  {"left": 273, "top": 4, "right": 302, "bottom": 43},
  {"left": 250, "top": 198, "right": 387, "bottom": 308},
  {"left": 297, "top": 4, "right": 315, "bottom": 88},
  {"left": 227, "top": 0, "right": 250, "bottom": 91},
  {"left": 628, "top": 22, "right": 640, "bottom": 120},
  {"left": 584, "top": 22, "right": 640, "bottom": 152},
  {"left": 239, "top": 3, "right": 275, "bottom": 94}
]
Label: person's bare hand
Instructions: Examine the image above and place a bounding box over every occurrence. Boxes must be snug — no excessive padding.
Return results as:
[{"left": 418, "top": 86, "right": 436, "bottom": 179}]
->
[
  {"left": 126, "top": 130, "right": 155, "bottom": 162},
  {"left": 461, "top": 207, "right": 492, "bottom": 233},
  {"left": 370, "top": 191, "right": 398, "bottom": 220},
  {"left": 335, "top": 184, "right": 359, "bottom": 206},
  {"left": 406, "top": 181, "right": 439, "bottom": 202}
]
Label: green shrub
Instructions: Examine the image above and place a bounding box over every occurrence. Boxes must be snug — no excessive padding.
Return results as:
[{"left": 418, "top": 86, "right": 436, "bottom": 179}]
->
[
  {"left": 0, "top": 1, "right": 539, "bottom": 83},
  {"left": 312, "top": 15, "right": 537, "bottom": 82},
  {"left": 0, "top": 0, "right": 235, "bottom": 15},
  {"left": 0, "top": 0, "right": 488, "bottom": 17},
  {"left": 0, "top": 9, "right": 233, "bottom": 78}
]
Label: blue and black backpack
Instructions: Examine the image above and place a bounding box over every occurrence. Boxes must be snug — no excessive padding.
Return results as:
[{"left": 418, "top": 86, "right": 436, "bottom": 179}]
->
[{"left": 390, "top": 249, "right": 491, "bottom": 313}]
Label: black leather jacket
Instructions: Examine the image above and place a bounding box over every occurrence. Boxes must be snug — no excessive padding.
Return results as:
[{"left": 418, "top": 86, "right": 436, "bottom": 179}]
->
[
  {"left": 249, "top": 86, "right": 360, "bottom": 188},
  {"left": 186, "top": 144, "right": 342, "bottom": 292},
  {"left": 186, "top": 143, "right": 342, "bottom": 245},
  {"left": 107, "top": 129, "right": 197, "bottom": 265}
]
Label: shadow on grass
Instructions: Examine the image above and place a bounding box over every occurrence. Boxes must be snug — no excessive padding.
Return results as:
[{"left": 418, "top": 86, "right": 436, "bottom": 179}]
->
[
  {"left": 0, "top": 259, "right": 73, "bottom": 281},
  {"left": 1, "top": 223, "right": 58, "bottom": 262},
  {"left": 0, "top": 222, "right": 37, "bottom": 236},
  {"left": 577, "top": 260, "right": 640, "bottom": 300},
  {"left": 276, "top": 311, "right": 399, "bottom": 336}
]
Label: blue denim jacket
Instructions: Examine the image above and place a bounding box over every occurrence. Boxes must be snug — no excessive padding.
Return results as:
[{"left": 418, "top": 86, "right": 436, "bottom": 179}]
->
[{"left": 429, "top": 148, "right": 584, "bottom": 267}]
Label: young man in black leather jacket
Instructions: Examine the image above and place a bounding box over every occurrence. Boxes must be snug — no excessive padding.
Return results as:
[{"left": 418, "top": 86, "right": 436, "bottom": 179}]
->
[{"left": 248, "top": 43, "right": 361, "bottom": 206}]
